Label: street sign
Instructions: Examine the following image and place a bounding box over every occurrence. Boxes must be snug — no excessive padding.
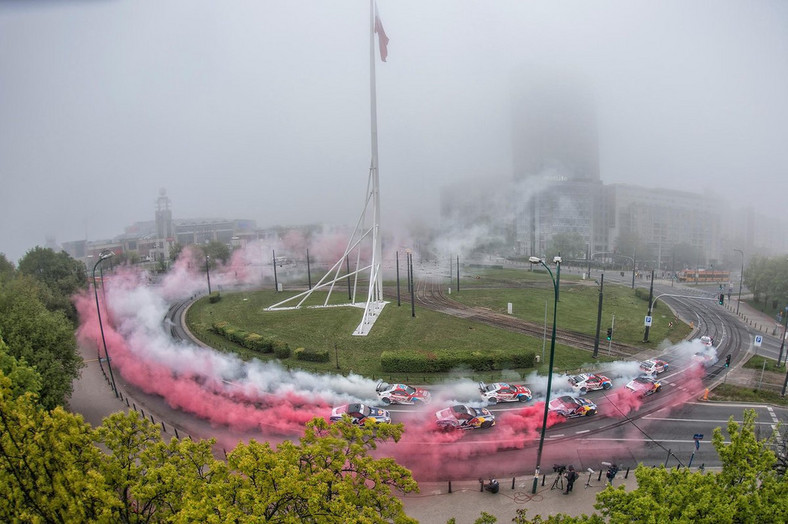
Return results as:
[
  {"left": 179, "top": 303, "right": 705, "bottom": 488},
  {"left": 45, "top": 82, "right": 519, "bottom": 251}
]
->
[
  {"left": 754, "top": 335, "right": 763, "bottom": 347},
  {"left": 693, "top": 433, "right": 703, "bottom": 439},
  {"left": 644, "top": 316, "right": 652, "bottom": 326}
]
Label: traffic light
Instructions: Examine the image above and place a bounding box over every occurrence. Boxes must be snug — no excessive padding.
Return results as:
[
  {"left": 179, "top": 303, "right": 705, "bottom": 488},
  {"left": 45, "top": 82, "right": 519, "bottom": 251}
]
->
[
  {"left": 725, "top": 354, "right": 731, "bottom": 367},
  {"left": 718, "top": 293, "right": 725, "bottom": 305},
  {"left": 606, "top": 327, "right": 612, "bottom": 341}
]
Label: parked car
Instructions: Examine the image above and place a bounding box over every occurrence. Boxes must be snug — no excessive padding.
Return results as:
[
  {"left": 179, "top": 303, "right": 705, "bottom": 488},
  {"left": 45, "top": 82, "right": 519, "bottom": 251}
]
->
[
  {"left": 478, "top": 382, "right": 532, "bottom": 404},
  {"left": 330, "top": 403, "right": 391, "bottom": 424},
  {"left": 568, "top": 373, "right": 612, "bottom": 394},
  {"left": 435, "top": 404, "right": 496, "bottom": 430},
  {"left": 548, "top": 395, "right": 598, "bottom": 418},
  {"left": 375, "top": 381, "right": 431, "bottom": 405}
]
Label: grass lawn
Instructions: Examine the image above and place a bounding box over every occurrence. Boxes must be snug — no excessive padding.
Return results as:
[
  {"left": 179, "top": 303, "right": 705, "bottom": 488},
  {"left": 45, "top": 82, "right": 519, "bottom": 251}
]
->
[
  {"left": 709, "top": 383, "right": 788, "bottom": 407},
  {"left": 185, "top": 267, "right": 693, "bottom": 382},
  {"left": 448, "top": 266, "right": 691, "bottom": 347}
]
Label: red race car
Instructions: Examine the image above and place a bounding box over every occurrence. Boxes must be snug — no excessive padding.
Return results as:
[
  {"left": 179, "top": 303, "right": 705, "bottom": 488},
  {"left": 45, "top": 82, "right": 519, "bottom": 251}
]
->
[{"left": 626, "top": 376, "right": 662, "bottom": 397}]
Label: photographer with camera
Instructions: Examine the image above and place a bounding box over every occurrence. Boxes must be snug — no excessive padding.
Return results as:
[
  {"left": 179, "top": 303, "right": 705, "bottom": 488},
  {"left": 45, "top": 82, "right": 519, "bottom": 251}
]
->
[
  {"left": 605, "top": 463, "right": 619, "bottom": 485},
  {"left": 564, "top": 465, "right": 578, "bottom": 494},
  {"left": 551, "top": 464, "right": 566, "bottom": 491},
  {"left": 483, "top": 478, "right": 499, "bottom": 494}
]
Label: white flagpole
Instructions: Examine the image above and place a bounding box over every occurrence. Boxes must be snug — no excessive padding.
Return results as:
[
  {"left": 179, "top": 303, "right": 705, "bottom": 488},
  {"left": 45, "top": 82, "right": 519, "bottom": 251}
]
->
[{"left": 369, "top": 0, "right": 382, "bottom": 307}]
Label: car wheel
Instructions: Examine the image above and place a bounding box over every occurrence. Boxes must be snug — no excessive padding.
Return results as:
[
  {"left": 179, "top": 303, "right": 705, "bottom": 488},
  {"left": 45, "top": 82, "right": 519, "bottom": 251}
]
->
[
  {"left": 480, "top": 420, "right": 494, "bottom": 429},
  {"left": 579, "top": 388, "right": 588, "bottom": 395},
  {"left": 488, "top": 397, "right": 498, "bottom": 405},
  {"left": 518, "top": 395, "right": 528, "bottom": 402},
  {"left": 586, "top": 409, "right": 597, "bottom": 416},
  {"left": 381, "top": 397, "right": 391, "bottom": 405},
  {"left": 654, "top": 386, "right": 661, "bottom": 393},
  {"left": 603, "top": 383, "right": 612, "bottom": 390},
  {"left": 412, "top": 398, "right": 422, "bottom": 406}
]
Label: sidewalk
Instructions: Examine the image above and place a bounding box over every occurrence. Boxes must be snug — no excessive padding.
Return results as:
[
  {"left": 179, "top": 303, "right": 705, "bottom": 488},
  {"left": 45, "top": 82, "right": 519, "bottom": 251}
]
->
[{"left": 401, "top": 472, "right": 637, "bottom": 523}]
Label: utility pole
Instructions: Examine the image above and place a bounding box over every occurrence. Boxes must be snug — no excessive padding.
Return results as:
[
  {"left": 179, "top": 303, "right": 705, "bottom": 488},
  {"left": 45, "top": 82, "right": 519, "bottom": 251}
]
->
[
  {"left": 643, "top": 269, "right": 655, "bottom": 342},
  {"left": 593, "top": 274, "right": 604, "bottom": 358},
  {"left": 396, "top": 251, "right": 401, "bottom": 307}
]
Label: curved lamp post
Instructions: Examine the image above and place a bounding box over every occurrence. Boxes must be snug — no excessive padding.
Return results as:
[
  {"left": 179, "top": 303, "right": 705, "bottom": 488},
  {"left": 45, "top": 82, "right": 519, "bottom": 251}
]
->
[
  {"left": 92, "top": 250, "right": 118, "bottom": 398},
  {"left": 529, "top": 255, "right": 561, "bottom": 494},
  {"left": 734, "top": 249, "right": 744, "bottom": 314}
]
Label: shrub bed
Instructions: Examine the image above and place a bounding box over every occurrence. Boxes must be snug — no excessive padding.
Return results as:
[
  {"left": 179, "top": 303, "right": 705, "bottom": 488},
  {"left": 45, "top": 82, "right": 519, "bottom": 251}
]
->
[
  {"left": 380, "top": 349, "right": 536, "bottom": 373},
  {"left": 294, "top": 347, "right": 330, "bottom": 362}
]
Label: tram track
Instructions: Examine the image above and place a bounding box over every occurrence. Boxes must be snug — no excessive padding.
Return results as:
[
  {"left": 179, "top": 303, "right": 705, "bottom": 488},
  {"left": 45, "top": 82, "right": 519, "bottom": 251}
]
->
[{"left": 384, "top": 277, "right": 643, "bottom": 358}]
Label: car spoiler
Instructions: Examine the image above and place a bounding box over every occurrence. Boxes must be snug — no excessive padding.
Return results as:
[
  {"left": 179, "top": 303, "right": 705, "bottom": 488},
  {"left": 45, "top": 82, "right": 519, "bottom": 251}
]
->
[
  {"left": 478, "top": 381, "right": 487, "bottom": 392},
  {"left": 375, "top": 379, "right": 389, "bottom": 393}
]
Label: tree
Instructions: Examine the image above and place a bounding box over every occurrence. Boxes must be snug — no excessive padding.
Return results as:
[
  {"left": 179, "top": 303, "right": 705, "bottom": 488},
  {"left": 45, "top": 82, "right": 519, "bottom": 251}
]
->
[
  {"left": 591, "top": 409, "right": 787, "bottom": 523},
  {"left": 202, "top": 241, "right": 231, "bottom": 265},
  {"left": 96, "top": 411, "right": 222, "bottom": 523},
  {"left": 17, "top": 246, "right": 87, "bottom": 324},
  {"left": 547, "top": 233, "right": 586, "bottom": 261},
  {"left": 507, "top": 409, "right": 788, "bottom": 523},
  {"left": 0, "top": 253, "right": 14, "bottom": 284},
  {"left": 179, "top": 417, "right": 418, "bottom": 523},
  {"left": 0, "top": 371, "right": 119, "bottom": 523},
  {"left": 0, "top": 335, "right": 41, "bottom": 399},
  {"left": 0, "top": 276, "right": 83, "bottom": 409}
]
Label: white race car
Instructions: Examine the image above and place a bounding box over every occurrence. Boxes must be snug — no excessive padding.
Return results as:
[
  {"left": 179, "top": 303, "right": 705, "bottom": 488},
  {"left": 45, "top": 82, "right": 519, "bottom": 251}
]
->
[{"left": 478, "top": 382, "right": 532, "bottom": 404}]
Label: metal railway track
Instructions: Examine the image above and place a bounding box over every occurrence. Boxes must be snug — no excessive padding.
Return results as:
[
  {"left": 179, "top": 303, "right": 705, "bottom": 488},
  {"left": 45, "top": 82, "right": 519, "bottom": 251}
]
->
[{"left": 383, "top": 277, "right": 641, "bottom": 358}]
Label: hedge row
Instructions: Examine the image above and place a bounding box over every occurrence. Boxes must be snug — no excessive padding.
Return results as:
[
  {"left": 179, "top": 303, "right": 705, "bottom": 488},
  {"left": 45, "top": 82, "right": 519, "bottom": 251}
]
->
[
  {"left": 294, "top": 347, "right": 330, "bottom": 363},
  {"left": 211, "top": 321, "right": 290, "bottom": 358},
  {"left": 380, "top": 349, "right": 536, "bottom": 373}
]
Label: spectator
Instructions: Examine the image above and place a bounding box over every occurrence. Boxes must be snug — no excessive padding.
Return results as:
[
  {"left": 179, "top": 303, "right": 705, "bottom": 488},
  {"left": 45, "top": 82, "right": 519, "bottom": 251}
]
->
[{"left": 564, "top": 465, "right": 578, "bottom": 494}]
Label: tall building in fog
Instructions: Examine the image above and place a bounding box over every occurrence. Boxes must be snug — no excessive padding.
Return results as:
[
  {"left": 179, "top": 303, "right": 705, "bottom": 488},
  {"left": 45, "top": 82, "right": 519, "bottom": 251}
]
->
[{"left": 511, "top": 70, "right": 607, "bottom": 257}]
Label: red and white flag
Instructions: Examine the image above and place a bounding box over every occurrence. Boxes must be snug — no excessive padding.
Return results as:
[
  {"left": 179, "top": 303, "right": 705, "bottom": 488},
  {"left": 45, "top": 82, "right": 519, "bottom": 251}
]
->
[{"left": 374, "top": 10, "right": 389, "bottom": 62}]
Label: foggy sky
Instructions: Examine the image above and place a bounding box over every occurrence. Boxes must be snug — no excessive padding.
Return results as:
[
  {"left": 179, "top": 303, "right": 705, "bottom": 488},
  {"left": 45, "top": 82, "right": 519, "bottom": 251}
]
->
[{"left": 1, "top": 0, "right": 787, "bottom": 264}]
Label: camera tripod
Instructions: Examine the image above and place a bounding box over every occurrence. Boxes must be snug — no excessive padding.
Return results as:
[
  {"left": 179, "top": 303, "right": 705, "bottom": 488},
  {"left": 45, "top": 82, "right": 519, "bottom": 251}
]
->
[{"left": 550, "top": 473, "right": 564, "bottom": 491}]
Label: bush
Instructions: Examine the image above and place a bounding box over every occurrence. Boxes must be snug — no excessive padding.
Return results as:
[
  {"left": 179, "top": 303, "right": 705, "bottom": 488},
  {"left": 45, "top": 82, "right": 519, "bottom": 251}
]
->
[
  {"left": 244, "top": 333, "right": 265, "bottom": 351},
  {"left": 381, "top": 349, "right": 537, "bottom": 373},
  {"left": 294, "top": 347, "right": 330, "bottom": 363},
  {"left": 208, "top": 292, "right": 221, "bottom": 303},
  {"left": 228, "top": 329, "right": 248, "bottom": 345},
  {"left": 212, "top": 321, "right": 230, "bottom": 336},
  {"left": 272, "top": 339, "right": 291, "bottom": 359}
]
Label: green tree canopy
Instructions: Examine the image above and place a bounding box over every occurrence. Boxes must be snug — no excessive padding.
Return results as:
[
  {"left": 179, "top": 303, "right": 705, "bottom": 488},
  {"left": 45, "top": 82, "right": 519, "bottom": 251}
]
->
[
  {"left": 0, "top": 275, "right": 83, "bottom": 409},
  {"left": 0, "top": 372, "right": 119, "bottom": 523},
  {"left": 508, "top": 409, "right": 788, "bottom": 524},
  {"left": 0, "top": 335, "right": 41, "bottom": 399},
  {"left": 17, "top": 246, "right": 88, "bottom": 324}
]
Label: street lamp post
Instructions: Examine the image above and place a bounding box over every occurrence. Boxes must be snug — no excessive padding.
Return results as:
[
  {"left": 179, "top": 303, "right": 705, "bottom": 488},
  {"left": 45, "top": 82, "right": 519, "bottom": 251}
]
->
[
  {"left": 92, "top": 250, "right": 118, "bottom": 398},
  {"left": 734, "top": 249, "right": 744, "bottom": 314},
  {"left": 778, "top": 310, "right": 788, "bottom": 366},
  {"left": 529, "top": 255, "right": 561, "bottom": 494},
  {"left": 205, "top": 255, "right": 212, "bottom": 295}
]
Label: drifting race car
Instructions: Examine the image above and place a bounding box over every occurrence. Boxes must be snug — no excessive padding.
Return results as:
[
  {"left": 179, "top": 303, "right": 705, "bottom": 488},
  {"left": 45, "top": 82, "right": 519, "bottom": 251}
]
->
[
  {"left": 478, "top": 382, "right": 532, "bottom": 404},
  {"left": 375, "top": 381, "right": 431, "bottom": 405},
  {"left": 568, "top": 373, "right": 612, "bottom": 394},
  {"left": 692, "top": 351, "right": 718, "bottom": 367},
  {"left": 699, "top": 336, "right": 713, "bottom": 347},
  {"left": 639, "top": 359, "right": 669, "bottom": 375},
  {"left": 435, "top": 404, "right": 496, "bottom": 430},
  {"left": 625, "top": 376, "right": 662, "bottom": 397},
  {"left": 548, "top": 395, "right": 598, "bottom": 418},
  {"left": 330, "top": 403, "right": 391, "bottom": 424}
]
